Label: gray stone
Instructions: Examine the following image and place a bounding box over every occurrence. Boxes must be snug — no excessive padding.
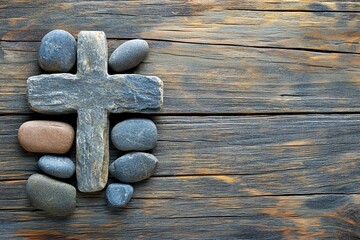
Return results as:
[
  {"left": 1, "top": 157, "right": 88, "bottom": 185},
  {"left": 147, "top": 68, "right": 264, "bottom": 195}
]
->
[
  {"left": 109, "top": 152, "right": 158, "bottom": 183},
  {"left": 111, "top": 118, "right": 157, "bottom": 151},
  {"left": 27, "top": 31, "right": 163, "bottom": 192},
  {"left": 26, "top": 173, "right": 76, "bottom": 217},
  {"left": 38, "top": 29, "right": 76, "bottom": 73},
  {"left": 109, "top": 39, "right": 149, "bottom": 73},
  {"left": 38, "top": 155, "right": 75, "bottom": 178},
  {"left": 105, "top": 183, "right": 133, "bottom": 208}
]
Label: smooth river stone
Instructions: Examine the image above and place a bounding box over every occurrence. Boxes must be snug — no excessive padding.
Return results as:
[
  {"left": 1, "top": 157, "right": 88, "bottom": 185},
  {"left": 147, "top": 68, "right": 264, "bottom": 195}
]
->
[
  {"left": 38, "top": 155, "right": 75, "bottom": 178},
  {"left": 106, "top": 183, "right": 134, "bottom": 208},
  {"left": 111, "top": 118, "right": 157, "bottom": 151},
  {"left": 109, "top": 152, "right": 158, "bottom": 183},
  {"left": 109, "top": 39, "right": 149, "bottom": 73},
  {"left": 26, "top": 174, "right": 76, "bottom": 217},
  {"left": 38, "top": 29, "right": 77, "bottom": 73},
  {"left": 18, "top": 120, "right": 74, "bottom": 154}
]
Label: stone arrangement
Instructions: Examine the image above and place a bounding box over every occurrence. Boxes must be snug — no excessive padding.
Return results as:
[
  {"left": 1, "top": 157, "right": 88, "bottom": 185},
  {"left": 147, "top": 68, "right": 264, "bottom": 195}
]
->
[{"left": 19, "top": 30, "right": 163, "bottom": 217}]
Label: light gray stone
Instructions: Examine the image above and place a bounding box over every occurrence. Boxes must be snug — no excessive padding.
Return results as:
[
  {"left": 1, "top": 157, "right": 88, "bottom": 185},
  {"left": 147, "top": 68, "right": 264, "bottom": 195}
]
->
[
  {"left": 109, "top": 39, "right": 149, "bottom": 73},
  {"left": 26, "top": 173, "right": 76, "bottom": 217},
  {"left": 27, "top": 31, "right": 163, "bottom": 192},
  {"left": 105, "top": 183, "right": 133, "bottom": 208},
  {"left": 38, "top": 29, "right": 76, "bottom": 73},
  {"left": 109, "top": 152, "right": 158, "bottom": 183},
  {"left": 38, "top": 155, "right": 75, "bottom": 178},
  {"left": 111, "top": 118, "right": 157, "bottom": 151}
]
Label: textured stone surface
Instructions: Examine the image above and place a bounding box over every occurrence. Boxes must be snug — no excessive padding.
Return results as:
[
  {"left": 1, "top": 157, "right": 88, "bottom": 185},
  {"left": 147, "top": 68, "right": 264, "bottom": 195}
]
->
[
  {"left": 27, "top": 31, "right": 163, "bottom": 192},
  {"left": 38, "top": 155, "right": 75, "bottom": 178},
  {"left": 26, "top": 174, "right": 76, "bottom": 217},
  {"left": 109, "top": 39, "right": 149, "bottom": 73},
  {"left": 109, "top": 152, "right": 158, "bottom": 183},
  {"left": 105, "top": 183, "right": 134, "bottom": 208},
  {"left": 18, "top": 120, "right": 74, "bottom": 154},
  {"left": 111, "top": 118, "right": 157, "bottom": 151},
  {"left": 38, "top": 29, "right": 76, "bottom": 73}
]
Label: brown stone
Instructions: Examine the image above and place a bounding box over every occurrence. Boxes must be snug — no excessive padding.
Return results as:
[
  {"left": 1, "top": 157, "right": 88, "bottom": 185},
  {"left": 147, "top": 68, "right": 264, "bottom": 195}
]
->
[{"left": 18, "top": 120, "right": 74, "bottom": 154}]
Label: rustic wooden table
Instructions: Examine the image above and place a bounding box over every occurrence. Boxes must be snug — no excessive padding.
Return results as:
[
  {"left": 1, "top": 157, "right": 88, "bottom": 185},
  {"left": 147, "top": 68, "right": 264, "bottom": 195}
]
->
[{"left": 2, "top": 1, "right": 360, "bottom": 239}]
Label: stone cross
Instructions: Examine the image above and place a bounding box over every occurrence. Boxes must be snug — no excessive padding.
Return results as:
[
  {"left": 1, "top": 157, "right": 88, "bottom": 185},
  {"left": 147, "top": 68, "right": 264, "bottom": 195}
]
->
[{"left": 27, "top": 31, "right": 163, "bottom": 192}]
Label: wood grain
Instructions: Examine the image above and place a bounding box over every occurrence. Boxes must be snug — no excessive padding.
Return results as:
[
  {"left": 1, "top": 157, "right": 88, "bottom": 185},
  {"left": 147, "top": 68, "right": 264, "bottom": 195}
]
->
[
  {"left": 1, "top": 115, "right": 360, "bottom": 238},
  {"left": 2, "top": 40, "right": 360, "bottom": 114},
  {"left": 2, "top": 0, "right": 360, "bottom": 239},
  {"left": 2, "top": 0, "right": 360, "bottom": 53},
  {"left": 2, "top": 1, "right": 360, "bottom": 114}
]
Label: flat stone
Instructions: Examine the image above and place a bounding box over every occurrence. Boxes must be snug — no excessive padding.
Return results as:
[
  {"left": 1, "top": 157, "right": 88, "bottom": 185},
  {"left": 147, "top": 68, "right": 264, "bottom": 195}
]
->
[
  {"left": 27, "top": 31, "right": 163, "bottom": 192},
  {"left": 26, "top": 173, "right": 76, "bottom": 217},
  {"left": 109, "top": 39, "right": 149, "bottom": 73},
  {"left": 109, "top": 152, "right": 158, "bottom": 183},
  {"left": 18, "top": 120, "right": 74, "bottom": 154},
  {"left": 111, "top": 118, "right": 157, "bottom": 151},
  {"left": 38, "top": 29, "right": 76, "bottom": 73},
  {"left": 38, "top": 155, "right": 75, "bottom": 179},
  {"left": 105, "top": 183, "right": 133, "bottom": 208}
]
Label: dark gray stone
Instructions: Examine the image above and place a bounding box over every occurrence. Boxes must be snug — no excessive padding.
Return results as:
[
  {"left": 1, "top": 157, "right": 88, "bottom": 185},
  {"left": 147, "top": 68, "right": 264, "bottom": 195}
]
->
[
  {"left": 111, "top": 118, "right": 157, "bottom": 151},
  {"left": 38, "top": 29, "right": 76, "bottom": 73},
  {"left": 109, "top": 39, "right": 149, "bottom": 73},
  {"left": 27, "top": 31, "right": 163, "bottom": 192},
  {"left": 105, "top": 183, "right": 133, "bottom": 208},
  {"left": 109, "top": 152, "right": 158, "bottom": 183},
  {"left": 38, "top": 155, "right": 75, "bottom": 178},
  {"left": 26, "top": 173, "right": 76, "bottom": 217}
]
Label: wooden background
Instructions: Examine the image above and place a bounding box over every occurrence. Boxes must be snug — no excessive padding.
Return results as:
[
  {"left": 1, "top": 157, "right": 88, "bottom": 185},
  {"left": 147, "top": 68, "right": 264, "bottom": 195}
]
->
[{"left": 1, "top": 0, "right": 360, "bottom": 239}]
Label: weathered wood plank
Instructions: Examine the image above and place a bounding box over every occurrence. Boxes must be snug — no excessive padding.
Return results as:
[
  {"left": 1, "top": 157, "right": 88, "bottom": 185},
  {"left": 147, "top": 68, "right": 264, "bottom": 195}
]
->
[
  {"left": 1, "top": 194, "right": 360, "bottom": 239},
  {"left": 3, "top": 0, "right": 360, "bottom": 114},
  {"left": 2, "top": 40, "right": 360, "bottom": 114},
  {"left": 1, "top": 0, "right": 360, "bottom": 53},
  {"left": 2, "top": 114, "right": 360, "bottom": 188},
  {"left": 1, "top": 115, "right": 360, "bottom": 238},
  {"left": 2, "top": 1, "right": 360, "bottom": 239}
]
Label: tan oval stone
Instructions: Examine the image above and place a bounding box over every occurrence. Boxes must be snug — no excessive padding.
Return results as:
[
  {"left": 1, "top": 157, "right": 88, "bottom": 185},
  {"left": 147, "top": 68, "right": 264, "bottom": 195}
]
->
[{"left": 18, "top": 120, "right": 74, "bottom": 154}]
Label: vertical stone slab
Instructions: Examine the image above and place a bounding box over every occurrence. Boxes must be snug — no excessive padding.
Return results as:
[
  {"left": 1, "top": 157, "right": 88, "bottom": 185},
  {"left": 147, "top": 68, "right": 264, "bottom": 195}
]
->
[
  {"left": 77, "top": 31, "right": 108, "bottom": 76},
  {"left": 76, "top": 108, "right": 109, "bottom": 192}
]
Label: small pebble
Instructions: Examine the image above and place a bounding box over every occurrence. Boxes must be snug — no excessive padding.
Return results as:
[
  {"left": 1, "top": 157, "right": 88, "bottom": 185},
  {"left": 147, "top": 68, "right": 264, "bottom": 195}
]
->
[
  {"left": 18, "top": 120, "right": 74, "bottom": 154},
  {"left": 109, "top": 39, "right": 149, "bottom": 72},
  {"left": 109, "top": 152, "right": 158, "bottom": 183},
  {"left": 38, "top": 29, "right": 76, "bottom": 73},
  {"left": 106, "top": 183, "right": 133, "bottom": 208},
  {"left": 26, "top": 173, "right": 76, "bottom": 217},
  {"left": 111, "top": 118, "right": 157, "bottom": 151},
  {"left": 38, "top": 155, "right": 75, "bottom": 179}
]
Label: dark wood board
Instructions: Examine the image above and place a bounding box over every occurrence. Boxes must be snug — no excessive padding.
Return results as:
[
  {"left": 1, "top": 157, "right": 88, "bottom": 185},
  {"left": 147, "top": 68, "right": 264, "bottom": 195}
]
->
[
  {"left": 1, "top": 114, "right": 360, "bottom": 239},
  {"left": 2, "top": 1, "right": 360, "bottom": 114},
  {"left": 2, "top": 0, "right": 360, "bottom": 239}
]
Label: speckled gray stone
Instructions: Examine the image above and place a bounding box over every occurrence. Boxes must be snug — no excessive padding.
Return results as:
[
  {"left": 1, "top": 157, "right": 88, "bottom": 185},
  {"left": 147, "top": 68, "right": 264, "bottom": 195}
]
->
[
  {"left": 38, "top": 29, "right": 76, "bottom": 73},
  {"left": 27, "top": 31, "right": 163, "bottom": 192},
  {"left": 26, "top": 174, "right": 76, "bottom": 217},
  {"left": 109, "top": 39, "right": 149, "bottom": 73},
  {"left": 109, "top": 152, "right": 158, "bottom": 183},
  {"left": 38, "top": 155, "right": 75, "bottom": 179},
  {"left": 111, "top": 118, "right": 157, "bottom": 151},
  {"left": 106, "top": 183, "right": 133, "bottom": 208}
]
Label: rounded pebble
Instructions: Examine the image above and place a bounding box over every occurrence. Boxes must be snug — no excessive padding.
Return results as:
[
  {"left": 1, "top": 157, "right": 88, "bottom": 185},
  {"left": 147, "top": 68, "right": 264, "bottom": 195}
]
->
[
  {"left": 38, "top": 155, "right": 75, "bottom": 179},
  {"left": 109, "top": 152, "right": 158, "bottom": 183},
  {"left": 111, "top": 118, "right": 157, "bottom": 151},
  {"left": 26, "top": 173, "right": 76, "bottom": 217},
  {"left": 38, "top": 29, "right": 76, "bottom": 73},
  {"left": 18, "top": 120, "right": 75, "bottom": 154},
  {"left": 109, "top": 39, "right": 149, "bottom": 73},
  {"left": 106, "top": 183, "right": 133, "bottom": 208}
]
